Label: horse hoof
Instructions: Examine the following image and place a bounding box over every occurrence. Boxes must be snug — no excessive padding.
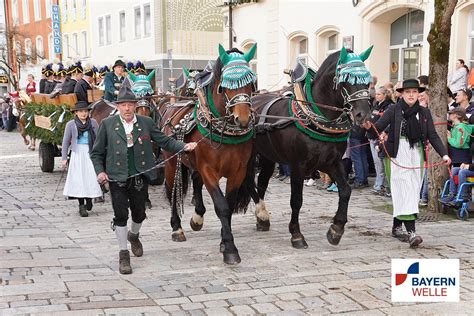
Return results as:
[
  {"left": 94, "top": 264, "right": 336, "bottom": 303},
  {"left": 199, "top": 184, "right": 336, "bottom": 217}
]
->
[
  {"left": 171, "top": 231, "right": 186, "bottom": 242},
  {"left": 327, "top": 224, "right": 344, "bottom": 245},
  {"left": 291, "top": 238, "right": 308, "bottom": 249},
  {"left": 24, "top": 140, "right": 30, "bottom": 146},
  {"left": 190, "top": 218, "right": 203, "bottom": 231},
  {"left": 256, "top": 219, "right": 270, "bottom": 231},
  {"left": 223, "top": 252, "right": 241, "bottom": 265}
]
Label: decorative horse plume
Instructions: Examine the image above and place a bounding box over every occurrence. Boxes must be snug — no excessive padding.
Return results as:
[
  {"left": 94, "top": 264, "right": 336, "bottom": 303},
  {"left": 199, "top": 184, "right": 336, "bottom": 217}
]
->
[
  {"left": 217, "top": 43, "right": 257, "bottom": 90},
  {"left": 127, "top": 69, "right": 156, "bottom": 98},
  {"left": 336, "top": 45, "right": 373, "bottom": 86}
]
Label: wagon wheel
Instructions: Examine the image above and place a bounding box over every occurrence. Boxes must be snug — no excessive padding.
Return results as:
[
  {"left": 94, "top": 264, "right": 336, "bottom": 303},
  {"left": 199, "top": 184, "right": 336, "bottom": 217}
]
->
[{"left": 39, "top": 142, "right": 55, "bottom": 172}]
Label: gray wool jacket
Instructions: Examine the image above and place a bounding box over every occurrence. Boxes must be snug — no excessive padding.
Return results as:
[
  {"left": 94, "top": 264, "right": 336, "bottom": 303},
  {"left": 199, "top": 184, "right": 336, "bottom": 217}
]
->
[{"left": 61, "top": 119, "right": 99, "bottom": 160}]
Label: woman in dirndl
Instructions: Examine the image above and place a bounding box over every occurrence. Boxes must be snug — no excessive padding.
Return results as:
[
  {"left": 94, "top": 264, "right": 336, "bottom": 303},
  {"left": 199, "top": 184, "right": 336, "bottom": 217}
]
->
[
  {"left": 365, "top": 79, "right": 451, "bottom": 248},
  {"left": 62, "top": 101, "right": 102, "bottom": 217}
]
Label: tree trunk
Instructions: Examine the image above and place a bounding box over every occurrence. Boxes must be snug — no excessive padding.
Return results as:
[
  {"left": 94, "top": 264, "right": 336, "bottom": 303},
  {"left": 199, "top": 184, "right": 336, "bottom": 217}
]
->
[{"left": 427, "top": 0, "right": 458, "bottom": 213}]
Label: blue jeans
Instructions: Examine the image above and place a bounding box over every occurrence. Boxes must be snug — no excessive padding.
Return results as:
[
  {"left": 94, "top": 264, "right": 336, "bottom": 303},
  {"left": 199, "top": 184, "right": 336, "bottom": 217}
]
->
[
  {"left": 449, "top": 167, "right": 474, "bottom": 197},
  {"left": 350, "top": 138, "right": 368, "bottom": 184},
  {"left": 420, "top": 171, "right": 428, "bottom": 202},
  {"left": 369, "top": 140, "right": 385, "bottom": 190},
  {"left": 281, "top": 164, "right": 291, "bottom": 176}
]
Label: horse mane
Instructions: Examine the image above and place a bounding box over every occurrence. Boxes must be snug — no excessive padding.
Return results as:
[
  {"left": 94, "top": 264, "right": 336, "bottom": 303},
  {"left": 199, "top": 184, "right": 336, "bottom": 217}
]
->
[
  {"left": 313, "top": 49, "right": 355, "bottom": 93},
  {"left": 212, "top": 47, "right": 244, "bottom": 83}
]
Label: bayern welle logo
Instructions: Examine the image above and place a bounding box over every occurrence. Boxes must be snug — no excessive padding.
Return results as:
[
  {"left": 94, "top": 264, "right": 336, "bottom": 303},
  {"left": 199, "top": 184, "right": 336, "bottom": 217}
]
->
[{"left": 391, "top": 259, "right": 459, "bottom": 302}]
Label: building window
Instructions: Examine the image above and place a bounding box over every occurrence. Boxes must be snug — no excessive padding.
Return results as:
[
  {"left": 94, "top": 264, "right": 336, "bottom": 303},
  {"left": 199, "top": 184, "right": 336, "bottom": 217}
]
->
[
  {"left": 45, "top": 0, "right": 52, "bottom": 18},
  {"left": 105, "top": 15, "right": 111, "bottom": 45},
  {"left": 119, "top": 11, "right": 126, "bottom": 42},
  {"left": 64, "top": 34, "right": 69, "bottom": 57},
  {"left": 328, "top": 33, "right": 338, "bottom": 52},
  {"left": 98, "top": 17, "right": 104, "bottom": 46},
  {"left": 469, "top": 10, "right": 474, "bottom": 69},
  {"left": 144, "top": 4, "right": 151, "bottom": 37},
  {"left": 72, "top": 33, "right": 78, "bottom": 56},
  {"left": 33, "top": 0, "right": 41, "bottom": 21},
  {"left": 242, "top": 41, "right": 257, "bottom": 76},
  {"left": 36, "top": 36, "right": 44, "bottom": 62},
  {"left": 61, "top": 0, "right": 68, "bottom": 23},
  {"left": 80, "top": 0, "right": 86, "bottom": 19},
  {"left": 82, "top": 31, "right": 87, "bottom": 56},
  {"left": 71, "top": 0, "right": 77, "bottom": 21},
  {"left": 24, "top": 38, "right": 32, "bottom": 62},
  {"left": 12, "top": 0, "right": 19, "bottom": 25},
  {"left": 48, "top": 33, "right": 53, "bottom": 58},
  {"left": 289, "top": 33, "right": 308, "bottom": 67},
  {"left": 134, "top": 7, "right": 141, "bottom": 38},
  {"left": 22, "top": 0, "right": 29, "bottom": 24}
]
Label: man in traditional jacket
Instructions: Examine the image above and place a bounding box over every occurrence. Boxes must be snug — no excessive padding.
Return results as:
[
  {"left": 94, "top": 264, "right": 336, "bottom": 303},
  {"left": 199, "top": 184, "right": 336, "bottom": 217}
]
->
[
  {"left": 74, "top": 65, "right": 94, "bottom": 103},
  {"left": 104, "top": 60, "right": 125, "bottom": 102}
]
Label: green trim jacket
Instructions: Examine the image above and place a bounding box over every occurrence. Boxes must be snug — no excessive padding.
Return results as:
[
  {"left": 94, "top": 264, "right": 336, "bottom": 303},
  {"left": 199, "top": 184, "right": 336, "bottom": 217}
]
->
[{"left": 90, "top": 115, "right": 185, "bottom": 182}]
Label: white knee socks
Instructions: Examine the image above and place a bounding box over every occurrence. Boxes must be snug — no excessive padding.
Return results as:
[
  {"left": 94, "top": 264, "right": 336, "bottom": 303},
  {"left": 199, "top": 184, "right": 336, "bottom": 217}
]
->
[
  {"left": 115, "top": 226, "right": 128, "bottom": 250},
  {"left": 130, "top": 221, "right": 142, "bottom": 234}
]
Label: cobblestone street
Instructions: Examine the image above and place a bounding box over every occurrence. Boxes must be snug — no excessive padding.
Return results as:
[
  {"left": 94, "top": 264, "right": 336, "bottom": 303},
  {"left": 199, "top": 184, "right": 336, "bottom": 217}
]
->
[{"left": 1, "top": 130, "right": 473, "bottom": 315}]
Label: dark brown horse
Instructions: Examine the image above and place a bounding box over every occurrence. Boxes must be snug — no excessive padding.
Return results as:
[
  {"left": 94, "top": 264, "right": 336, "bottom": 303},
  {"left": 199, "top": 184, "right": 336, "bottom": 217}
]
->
[
  {"left": 162, "top": 44, "right": 257, "bottom": 264},
  {"left": 12, "top": 96, "right": 36, "bottom": 150},
  {"left": 90, "top": 98, "right": 117, "bottom": 124}
]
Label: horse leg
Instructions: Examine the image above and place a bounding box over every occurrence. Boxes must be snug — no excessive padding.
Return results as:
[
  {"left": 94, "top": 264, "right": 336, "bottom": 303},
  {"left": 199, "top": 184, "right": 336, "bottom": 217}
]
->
[
  {"left": 326, "top": 161, "right": 351, "bottom": 245},
  {"left": 165, "top": 158, "right": 186, "bottom": 242},
  {"left": 288, "top": 166, "right": 308, "bottom": 249},
  {"left": 30, "top": 138, "right": 36, "bottom": 151},
  {"left": 254, "top": 156, "right": 275, "bottom": 231},
  {"left": 202, "top": 169, "right": 240, "bottom": 264},
  {"left": 190, "top": 171, "right": 206, "bottom": 231}
]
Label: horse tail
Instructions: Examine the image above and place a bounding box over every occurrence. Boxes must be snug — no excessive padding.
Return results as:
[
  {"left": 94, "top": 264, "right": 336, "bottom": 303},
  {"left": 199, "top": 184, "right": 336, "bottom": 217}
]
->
[{"left": 231, "top": 154, "right": 257, "bottom": 214}]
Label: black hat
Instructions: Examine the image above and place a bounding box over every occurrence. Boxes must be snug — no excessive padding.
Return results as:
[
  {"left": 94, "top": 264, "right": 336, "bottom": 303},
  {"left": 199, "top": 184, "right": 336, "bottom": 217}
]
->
[
  {"left": 396, "top": 79, "right": 426, "bottom": 93},
  {"left": 113, "top": 59, "right": 126, "bottom": 70},
  {"left": 116, "top": 86, "right": 137, "bottom": 103},
  {"left": 70, "top": 101, "right": 91, "bottom": 111},
  {"left": 68, "top": 61, "right": 83, "bottom": 75}
]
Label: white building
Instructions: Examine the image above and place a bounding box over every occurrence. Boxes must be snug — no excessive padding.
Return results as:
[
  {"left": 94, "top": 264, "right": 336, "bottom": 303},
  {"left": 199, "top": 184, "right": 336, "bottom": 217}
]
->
[
  {"left": 226, "top": 0, "right": 474, "bottom": 90},
  {"left": 90, "top": 0, "right": 224, "bottom": 91}
]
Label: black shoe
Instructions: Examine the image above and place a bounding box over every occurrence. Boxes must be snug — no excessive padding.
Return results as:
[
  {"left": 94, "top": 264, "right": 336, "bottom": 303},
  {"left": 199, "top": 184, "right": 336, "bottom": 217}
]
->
[
  {"left": 86, "top": 199, "right": 93, "bottom": 211},
  {"left": 391, "top": 226, "right": 409, "bottom": 242},
  {"left": 119, "top": 250, "right": 132, "bottom": 274},
  {"left": 79, "top": 205, "right": 88, "bottom": 217},
  {"left": 408, "top": 232, "right": 423, "bottom": 248},
  {"left": 127, "top": 232, "right": 143, "bottom": 257}
]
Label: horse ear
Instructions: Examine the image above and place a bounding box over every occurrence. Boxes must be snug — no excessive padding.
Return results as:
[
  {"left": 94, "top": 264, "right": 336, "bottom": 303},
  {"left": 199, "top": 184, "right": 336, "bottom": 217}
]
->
[
  {"left": 146, "top": 69, "right": 156, "bottom": 82},
  {"left": 338, "top": 46, "right": 348, "bottom": 64},
  {"left": 127, "top": 70, "right": 138, "bottom": 82},
  {"left": 359, "top": 45, "right": 374, "bottom": 62},
  {"left": 218, "top": 44, "right": 230, "bottom": 65},
  {"left": 243, "top": 43, "right": 257, "bottom": 63},
  {"left": 183, "top": 67, "right": 190, "bottom": 79}
]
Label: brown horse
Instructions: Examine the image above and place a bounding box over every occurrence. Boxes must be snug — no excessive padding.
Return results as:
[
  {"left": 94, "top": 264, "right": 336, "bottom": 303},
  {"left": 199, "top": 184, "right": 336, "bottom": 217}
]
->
[
  {"left": 162, "top": 44, "right": 257, "bottom": 264},
  {"left": 12, "top": 97, "right": 36, "bottom": 150},
  {"left": 89, "top": 98, "right": 117, "bottom": 124}
]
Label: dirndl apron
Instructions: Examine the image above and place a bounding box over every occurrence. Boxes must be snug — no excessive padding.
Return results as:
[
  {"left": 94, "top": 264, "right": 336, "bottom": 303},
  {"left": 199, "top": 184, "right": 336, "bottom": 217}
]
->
[
  {"left": 385, "top": 138, "right": 424, "bottom": 217},
  {"left": 63, "top": 144, "right": 102, "bottom": 198}
]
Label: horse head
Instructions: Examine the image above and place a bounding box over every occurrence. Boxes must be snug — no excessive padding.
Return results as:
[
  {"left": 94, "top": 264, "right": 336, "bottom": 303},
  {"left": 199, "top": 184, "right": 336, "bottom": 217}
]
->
[
  {"left": 135, "top": 99, "right": 152, "bottom": 117},
  {"left": 313, "top": 46, "right": 373, "bottom": 126},
  {"left": 212, "top": 43, "right": 257, "bottom": 128}
]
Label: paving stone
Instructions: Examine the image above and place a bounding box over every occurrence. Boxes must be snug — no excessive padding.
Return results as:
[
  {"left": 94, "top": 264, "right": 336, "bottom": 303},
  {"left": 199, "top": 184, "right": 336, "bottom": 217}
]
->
[
  {"left": 251, "top": 302, "right": 281, "bottom": 313},
  {"left": 9, "top": 299, "right": 49, "bottom": 308},
  {"left": 203, "top": 307, "right": 234, "bottom": 316},
  {"left": 68, "top": 299, "right": 156, "bottom": 310},
  {"left": 229, "top": 304, "right": 256, "bottom": 315},
  {"left": 203, "top": 300, "right": 229, "bottom": 308},
  {"left": 274, "top": 299, "right": 304, "bottom": 310},
  {"left": 190, "top": 289, "right": 264, "bottom": 303}
]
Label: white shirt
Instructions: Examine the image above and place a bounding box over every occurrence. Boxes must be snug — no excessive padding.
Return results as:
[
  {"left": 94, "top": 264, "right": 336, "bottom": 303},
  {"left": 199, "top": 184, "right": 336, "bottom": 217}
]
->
[{"left": 120, "top": 114, "right": 137, "bottom": 147}]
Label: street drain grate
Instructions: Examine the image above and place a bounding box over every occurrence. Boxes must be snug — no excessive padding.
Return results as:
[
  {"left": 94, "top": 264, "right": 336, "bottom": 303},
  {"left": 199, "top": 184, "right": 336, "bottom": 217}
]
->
[{"left": 417, "top": 212, "right": 440, "bottom": 222}]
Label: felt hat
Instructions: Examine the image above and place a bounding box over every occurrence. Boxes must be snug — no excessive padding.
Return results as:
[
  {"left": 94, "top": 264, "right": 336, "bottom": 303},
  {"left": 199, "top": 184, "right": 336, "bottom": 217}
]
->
[
  {"left": 116, "top": 86, "right": 137, "bottom": 104},
  {"left": 396, "top": 79, "right": 426, "bottom": 93},
  {"left": 83, "top": 64, "right": 95, "bottom": 77},
  {"left": 68, "top": 61, "right": 83, "bottom": 75},
  {"left": 70, "top": 100, "right": 92, "bottom": 111},
  {"left": 112, "top": 59, "right": 126, "bottom": 70}
]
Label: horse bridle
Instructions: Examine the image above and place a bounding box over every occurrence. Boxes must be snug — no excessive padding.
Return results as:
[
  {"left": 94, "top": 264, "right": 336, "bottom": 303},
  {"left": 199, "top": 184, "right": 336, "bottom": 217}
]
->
[{"left": 223, "top": 92, "right": 252, "bottom": 117}]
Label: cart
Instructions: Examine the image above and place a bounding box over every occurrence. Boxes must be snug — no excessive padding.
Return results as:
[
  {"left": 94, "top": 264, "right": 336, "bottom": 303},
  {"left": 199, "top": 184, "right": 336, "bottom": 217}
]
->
[{"left": 24, "top": 93, "right": 76, "bottom": 172}]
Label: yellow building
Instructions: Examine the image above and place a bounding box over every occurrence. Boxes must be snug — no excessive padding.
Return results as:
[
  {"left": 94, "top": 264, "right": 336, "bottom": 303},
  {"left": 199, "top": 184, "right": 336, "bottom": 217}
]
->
[{"left": 58, "top": 0, "right": 91, "bottom": 61}]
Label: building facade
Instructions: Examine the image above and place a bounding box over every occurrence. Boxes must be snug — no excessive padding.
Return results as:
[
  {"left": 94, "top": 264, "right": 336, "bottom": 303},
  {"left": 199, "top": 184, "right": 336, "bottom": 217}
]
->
[
  {"left": 226, "top": 0, "right": 474, "bottom": 90},
  {"left": 89, "top": 0, "right": 223, "bottom": 91},
  {"left": 58, "top": 0, "right": 91, "bottom": 62},
  {"left": 5, "top": 0, "right": 55, "bottom": 90}
]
